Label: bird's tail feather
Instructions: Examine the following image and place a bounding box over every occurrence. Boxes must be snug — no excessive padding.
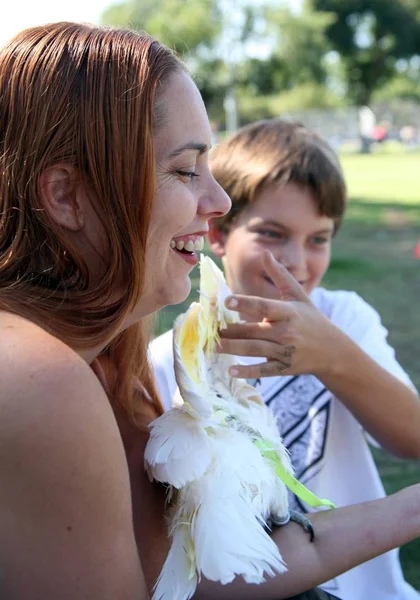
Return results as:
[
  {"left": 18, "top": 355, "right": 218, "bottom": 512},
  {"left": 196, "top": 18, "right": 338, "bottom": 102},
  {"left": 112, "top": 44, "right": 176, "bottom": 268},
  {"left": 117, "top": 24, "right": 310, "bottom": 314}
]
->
[
  {"left": 152, "top": 524, "right": 198, "bottom": 600},
  {"left": 192, "top": 493, "right": 287, "bottom": 585}
]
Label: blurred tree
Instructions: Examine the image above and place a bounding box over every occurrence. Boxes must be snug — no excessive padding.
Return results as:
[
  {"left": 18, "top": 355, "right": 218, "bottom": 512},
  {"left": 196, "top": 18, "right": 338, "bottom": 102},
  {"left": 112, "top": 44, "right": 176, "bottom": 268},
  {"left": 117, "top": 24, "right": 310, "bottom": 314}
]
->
[
  {"left": 100, "top": 0, "right": 266, "bottom": 129},
  {"left": 263, "top": 2, "right": 334, "bottom": 89},
  {"left": 228, "top": 2, "right": 342, "bottom": 123},
  {"left": 239, "top": 56, "right": 290, "bottom": 96},
  {"left": 228, "top": 2, "right": 333, "bottom": 98},
  {"left": 373, "top": 70, "right": 420, "bottom": 104},
  {"left": 313, "top": 0, "right": 420, "bottom": 108},
  {"left": 237, "top": 82, "right": 342, "bottom": 124},
  {"left": 101, "top": 0, "right": 222, "bottom": 56},
  {"left": 100, "top": 0, "right": 420, "bottom": 131}
]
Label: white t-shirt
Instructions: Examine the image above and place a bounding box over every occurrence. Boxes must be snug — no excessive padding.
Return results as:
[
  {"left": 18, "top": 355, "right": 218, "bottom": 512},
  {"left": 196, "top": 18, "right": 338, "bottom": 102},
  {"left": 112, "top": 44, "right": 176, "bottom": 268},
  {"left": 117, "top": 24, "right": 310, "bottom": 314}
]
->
[{"left": 149, "top": 287, "right": 419, "bottom": 600}]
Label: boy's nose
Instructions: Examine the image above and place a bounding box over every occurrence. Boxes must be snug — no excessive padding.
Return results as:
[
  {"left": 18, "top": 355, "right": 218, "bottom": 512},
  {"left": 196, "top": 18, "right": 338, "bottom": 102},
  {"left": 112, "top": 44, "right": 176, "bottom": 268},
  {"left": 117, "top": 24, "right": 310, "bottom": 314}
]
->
[{"left": 279, "top": 245, "right": 307, "bottom": 279}]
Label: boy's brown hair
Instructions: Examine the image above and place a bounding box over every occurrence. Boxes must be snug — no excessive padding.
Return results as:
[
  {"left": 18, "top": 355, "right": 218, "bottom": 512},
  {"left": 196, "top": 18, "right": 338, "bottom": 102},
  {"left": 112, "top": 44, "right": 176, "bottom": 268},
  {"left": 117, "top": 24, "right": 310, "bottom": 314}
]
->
[{"left": 209, "top": 119, "right": 347, "bottom": 233}]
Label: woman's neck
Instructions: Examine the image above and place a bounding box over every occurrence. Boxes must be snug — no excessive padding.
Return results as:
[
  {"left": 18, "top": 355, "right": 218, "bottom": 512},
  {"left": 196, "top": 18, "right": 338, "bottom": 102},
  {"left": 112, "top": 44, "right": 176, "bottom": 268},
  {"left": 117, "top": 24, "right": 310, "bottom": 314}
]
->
[{"left": 77, "top": 345, "right": 108, "bottom": 365}]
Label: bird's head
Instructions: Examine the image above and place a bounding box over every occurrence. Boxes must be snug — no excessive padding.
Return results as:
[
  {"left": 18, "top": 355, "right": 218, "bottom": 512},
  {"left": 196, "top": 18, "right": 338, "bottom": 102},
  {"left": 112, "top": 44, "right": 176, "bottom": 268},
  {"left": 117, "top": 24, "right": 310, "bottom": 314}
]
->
[
  {"left": 173, "top": 256, "right": 241, "bottom": 405},
  {"left": 198, "top": 255, "right": 241, "bottom": 355}
]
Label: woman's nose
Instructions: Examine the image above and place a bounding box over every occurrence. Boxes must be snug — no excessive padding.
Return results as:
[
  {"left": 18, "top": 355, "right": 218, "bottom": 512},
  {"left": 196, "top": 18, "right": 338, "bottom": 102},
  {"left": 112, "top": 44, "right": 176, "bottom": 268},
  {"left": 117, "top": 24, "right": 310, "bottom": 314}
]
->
[{"left": 198, "top": 179, "right": 231, "bottom": 219}]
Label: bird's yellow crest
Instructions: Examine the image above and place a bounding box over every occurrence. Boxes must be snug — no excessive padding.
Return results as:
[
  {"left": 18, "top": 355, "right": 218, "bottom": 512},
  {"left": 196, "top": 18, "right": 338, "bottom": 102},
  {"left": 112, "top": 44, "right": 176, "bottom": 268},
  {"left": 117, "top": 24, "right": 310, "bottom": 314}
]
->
[
  {"left": 176, "top": 255, "right": 241, "bottom": 385},
  {"left": 178, "top": 303, "right": 202, "bottom": 385}
]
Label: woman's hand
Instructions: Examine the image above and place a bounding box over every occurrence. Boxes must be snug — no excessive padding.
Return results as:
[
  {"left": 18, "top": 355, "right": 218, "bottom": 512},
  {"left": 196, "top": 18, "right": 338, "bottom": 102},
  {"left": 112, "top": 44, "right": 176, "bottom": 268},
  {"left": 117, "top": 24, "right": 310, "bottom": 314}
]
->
[{"left": 218, "top": 251, "right": 341, "bottom": 379}]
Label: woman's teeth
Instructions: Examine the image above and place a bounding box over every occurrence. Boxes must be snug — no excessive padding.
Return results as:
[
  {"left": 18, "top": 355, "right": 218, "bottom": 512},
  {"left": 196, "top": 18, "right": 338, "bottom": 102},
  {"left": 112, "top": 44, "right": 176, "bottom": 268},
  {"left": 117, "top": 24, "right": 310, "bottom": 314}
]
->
[{"left": 170, "top": 236, "right": 204, "bottom": 252}]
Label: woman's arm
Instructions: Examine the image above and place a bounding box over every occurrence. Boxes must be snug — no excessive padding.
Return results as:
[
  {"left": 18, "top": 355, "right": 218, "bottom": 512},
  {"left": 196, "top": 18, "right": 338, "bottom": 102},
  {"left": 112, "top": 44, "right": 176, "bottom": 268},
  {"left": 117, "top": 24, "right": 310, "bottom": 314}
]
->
[
  {"left": 195, "top": 484, "right": 420, "bottom": 599},
  {"left": 219, "top": 251, "right": 420, "bottom": 459},
  {"left": 0, "top": 328, "right": 148, "bottom": 600}
]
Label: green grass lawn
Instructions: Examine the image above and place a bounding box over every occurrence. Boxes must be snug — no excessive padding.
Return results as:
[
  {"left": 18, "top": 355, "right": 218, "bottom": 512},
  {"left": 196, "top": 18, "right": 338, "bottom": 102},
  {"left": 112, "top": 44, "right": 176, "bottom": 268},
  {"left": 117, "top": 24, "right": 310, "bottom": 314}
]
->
[
  {"left": 155, "top": 149, "right": 420, "bottom": 589},
  {"left": 328, "top": 150, "right": 420, "bottom": 588},
  {"left": 342, "top": 151, "right": 420, "bottom": 204}
]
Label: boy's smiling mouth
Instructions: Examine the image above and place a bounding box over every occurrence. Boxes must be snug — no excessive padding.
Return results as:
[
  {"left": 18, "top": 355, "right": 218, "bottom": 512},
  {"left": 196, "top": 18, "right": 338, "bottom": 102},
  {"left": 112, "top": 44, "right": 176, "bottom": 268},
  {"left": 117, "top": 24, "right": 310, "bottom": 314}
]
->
[{"left": 263, "top": 273, "right": 275, "bottom": 285}]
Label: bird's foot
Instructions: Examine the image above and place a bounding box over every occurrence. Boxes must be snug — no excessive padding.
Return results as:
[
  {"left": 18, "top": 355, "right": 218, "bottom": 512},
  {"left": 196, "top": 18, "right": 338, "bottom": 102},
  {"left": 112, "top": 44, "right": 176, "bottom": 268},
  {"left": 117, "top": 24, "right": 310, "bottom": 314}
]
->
[
  {"left": 289, "top": 509, "right": 315, "bottom": 542},
  {"left": 269, "top": 509, "right": 315, "bottom": 542}
]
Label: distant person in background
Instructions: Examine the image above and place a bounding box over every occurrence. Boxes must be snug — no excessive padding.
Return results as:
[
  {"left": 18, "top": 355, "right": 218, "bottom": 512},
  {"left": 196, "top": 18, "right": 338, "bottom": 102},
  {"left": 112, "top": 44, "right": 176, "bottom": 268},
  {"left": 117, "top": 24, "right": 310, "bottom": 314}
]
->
[
  {"left": 372, "top": 123, "right": 388, "bottom": 144},
  {"left": 400, "top": 125, "right": 417, "bottom": 149},
  {"left": 151, "top": 119, "right": 420, "bottom": 600}
]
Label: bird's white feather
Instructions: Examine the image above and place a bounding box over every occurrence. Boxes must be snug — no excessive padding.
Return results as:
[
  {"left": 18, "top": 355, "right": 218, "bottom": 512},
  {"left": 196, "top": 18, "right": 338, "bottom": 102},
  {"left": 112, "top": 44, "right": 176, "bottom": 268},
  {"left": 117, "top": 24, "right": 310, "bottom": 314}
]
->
[
  {"left": 168, "top": 429, "right": 287, "bottom": 585},
  {"left": 172, "top": 306, "right": 213, "bottom": 419},
  {"left": 145, "top": 256, "right": 306, "bottom": 600},
  {"left": 199, "top": 255, "right": 241, "bottom": 353},
  {"left": 193, "top": 493, "right": 286, "bottom": 585},
  {"left": 152, "top": 524, "right": 197, "bottom": 600},
  {"left": 145, "top": 408, "right": 214, "bottom": 487}
]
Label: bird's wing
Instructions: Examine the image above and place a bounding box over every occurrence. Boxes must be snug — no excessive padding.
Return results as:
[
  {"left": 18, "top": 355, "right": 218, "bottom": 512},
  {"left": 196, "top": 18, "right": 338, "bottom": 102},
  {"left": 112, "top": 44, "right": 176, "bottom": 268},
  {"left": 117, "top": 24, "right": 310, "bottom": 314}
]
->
[{"left": 145, "top": 408, "right": 213, "bottom": 487}]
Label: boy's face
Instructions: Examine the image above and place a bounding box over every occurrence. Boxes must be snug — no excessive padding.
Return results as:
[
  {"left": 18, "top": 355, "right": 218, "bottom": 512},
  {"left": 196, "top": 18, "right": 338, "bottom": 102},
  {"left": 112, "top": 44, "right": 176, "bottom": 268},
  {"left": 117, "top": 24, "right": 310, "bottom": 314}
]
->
[{"left": 208, "top": 182, "right": 335, "bottom": 299}]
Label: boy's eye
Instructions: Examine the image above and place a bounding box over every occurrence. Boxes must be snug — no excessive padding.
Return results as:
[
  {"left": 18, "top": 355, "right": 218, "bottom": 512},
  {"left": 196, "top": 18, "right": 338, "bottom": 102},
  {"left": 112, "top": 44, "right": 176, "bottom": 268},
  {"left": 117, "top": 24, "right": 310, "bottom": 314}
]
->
[
  {"left": 311, "top": 236, "right": 328, "bottom": 245},
  {"left": 258, "top": 229, "right": 285, "bottom": 240},
  {"left": 176, "top": 170, "right": 199, "bottom": 182}
]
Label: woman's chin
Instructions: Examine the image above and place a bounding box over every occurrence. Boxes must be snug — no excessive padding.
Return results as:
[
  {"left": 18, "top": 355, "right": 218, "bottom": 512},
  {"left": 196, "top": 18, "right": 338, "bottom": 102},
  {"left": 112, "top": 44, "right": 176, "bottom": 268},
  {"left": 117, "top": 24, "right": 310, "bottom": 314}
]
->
[
  {"left": 165, "top": 277, "right": 192, "bottom": 307},
  {"left": 127, "top": 277, "right": 192, "bottom": 325}
]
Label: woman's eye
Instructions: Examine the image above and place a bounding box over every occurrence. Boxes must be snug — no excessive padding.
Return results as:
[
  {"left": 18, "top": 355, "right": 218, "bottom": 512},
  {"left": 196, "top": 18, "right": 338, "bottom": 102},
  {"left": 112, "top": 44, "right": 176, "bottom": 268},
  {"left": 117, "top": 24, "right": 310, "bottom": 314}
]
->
[{"left": 176, "top": 170, "right": 199, "bottom": 182}]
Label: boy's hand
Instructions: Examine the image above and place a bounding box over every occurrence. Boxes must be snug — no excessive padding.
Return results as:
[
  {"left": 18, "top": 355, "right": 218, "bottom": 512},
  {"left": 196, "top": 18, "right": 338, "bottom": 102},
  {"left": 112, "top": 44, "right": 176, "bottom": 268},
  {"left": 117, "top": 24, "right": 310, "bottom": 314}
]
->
[{"left": 218, "top": 251, "right": 340, "bottom": 379}]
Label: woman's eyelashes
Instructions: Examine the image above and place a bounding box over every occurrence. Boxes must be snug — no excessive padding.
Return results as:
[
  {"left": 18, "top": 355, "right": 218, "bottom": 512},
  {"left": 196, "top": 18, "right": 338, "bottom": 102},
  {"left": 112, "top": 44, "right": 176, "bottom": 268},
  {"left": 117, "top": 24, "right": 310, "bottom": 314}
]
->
[{"left": 176, "top": 169, "right": 199, "bottom": 182}]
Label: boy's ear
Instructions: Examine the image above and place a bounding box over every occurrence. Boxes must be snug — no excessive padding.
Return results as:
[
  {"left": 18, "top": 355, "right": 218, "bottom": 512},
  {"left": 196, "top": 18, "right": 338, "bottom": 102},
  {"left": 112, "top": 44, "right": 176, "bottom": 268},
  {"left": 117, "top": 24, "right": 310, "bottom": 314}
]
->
[
  {"left": 207, "top": 220, "right": 226, "bottom": 257},
  {"left": 38, "top": 165, "right": 84, "bottom": 231}
]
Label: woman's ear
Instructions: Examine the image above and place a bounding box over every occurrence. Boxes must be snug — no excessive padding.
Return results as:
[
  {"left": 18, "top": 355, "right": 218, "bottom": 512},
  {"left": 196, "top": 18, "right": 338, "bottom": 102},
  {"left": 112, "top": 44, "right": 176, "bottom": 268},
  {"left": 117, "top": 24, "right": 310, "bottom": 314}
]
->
[
  {"left": 38, "top": 165, "right": 84, "bottom": 231},
  {"left": 207, "top": 220, "right": 227, "bottom": 258}
]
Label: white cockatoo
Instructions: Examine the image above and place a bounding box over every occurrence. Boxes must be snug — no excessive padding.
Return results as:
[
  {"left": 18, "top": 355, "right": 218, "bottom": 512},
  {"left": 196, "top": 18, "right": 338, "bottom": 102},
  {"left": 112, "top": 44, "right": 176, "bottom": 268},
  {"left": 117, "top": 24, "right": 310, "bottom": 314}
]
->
[{"left": 145, "top": 255, "right": 334, "bottom": 600}]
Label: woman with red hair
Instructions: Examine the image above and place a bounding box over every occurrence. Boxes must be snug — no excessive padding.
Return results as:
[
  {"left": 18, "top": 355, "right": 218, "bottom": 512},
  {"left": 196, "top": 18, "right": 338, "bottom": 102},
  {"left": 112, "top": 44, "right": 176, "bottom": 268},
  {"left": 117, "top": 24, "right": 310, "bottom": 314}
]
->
[{"left": 0, "top": 21, "right": 419, "bottom": 600}]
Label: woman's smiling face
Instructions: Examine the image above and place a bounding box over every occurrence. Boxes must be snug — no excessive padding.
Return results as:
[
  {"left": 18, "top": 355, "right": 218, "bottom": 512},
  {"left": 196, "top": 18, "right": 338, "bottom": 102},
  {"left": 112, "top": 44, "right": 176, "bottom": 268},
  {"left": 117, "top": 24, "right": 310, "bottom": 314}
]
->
[{"left": 133, "top": 72, "right": 231, "bottom": 320}]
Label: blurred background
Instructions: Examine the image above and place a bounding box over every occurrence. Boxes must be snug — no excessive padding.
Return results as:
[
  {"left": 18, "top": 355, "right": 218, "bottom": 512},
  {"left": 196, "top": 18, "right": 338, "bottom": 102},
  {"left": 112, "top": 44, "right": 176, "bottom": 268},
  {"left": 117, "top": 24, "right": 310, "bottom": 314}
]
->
[{"left": 1, "top": 0, "right": 420, "bottom": 588}]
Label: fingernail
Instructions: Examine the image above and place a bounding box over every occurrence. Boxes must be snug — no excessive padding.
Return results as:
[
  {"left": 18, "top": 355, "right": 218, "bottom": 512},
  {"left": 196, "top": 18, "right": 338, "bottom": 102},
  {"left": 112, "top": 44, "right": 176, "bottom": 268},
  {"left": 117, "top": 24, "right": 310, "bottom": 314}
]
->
[
  {"left": 226, "top": 296, "right": 238, "bottom": 308},
  {"left": 229, "top": 367, "right": 239, "bottom": 377}
]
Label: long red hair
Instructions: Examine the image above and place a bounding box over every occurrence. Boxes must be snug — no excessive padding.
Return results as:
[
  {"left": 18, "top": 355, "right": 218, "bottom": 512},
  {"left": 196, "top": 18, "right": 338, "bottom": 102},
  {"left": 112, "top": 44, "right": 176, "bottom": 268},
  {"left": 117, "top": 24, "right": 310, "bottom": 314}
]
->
[{"left": 0, "top": 22, "right": 184, "bottom": 423}]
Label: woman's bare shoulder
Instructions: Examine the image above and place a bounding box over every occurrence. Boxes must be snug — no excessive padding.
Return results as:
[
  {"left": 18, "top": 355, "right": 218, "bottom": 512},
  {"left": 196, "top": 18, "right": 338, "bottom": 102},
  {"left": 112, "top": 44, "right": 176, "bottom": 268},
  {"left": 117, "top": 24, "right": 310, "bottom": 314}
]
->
[
  {"left": 0, "top": 312, "right": 146, "bottom": 597},
  {"left": 0, "top": 311, "right": 106, "bottom": 414},
  {"left": 0, "top": 310, "right": 120, "bottom": 475}
]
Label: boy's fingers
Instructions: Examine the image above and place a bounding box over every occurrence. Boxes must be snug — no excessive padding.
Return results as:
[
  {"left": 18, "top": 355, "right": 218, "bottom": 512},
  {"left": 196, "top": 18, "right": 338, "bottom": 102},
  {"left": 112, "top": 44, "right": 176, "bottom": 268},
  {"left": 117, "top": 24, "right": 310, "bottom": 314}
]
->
[
  {"left": 219, "top": 321, "right": 283, "bottom": 340},
  {"left": 224, "top": 294, "right": 292, "bottom": 322},
  {"left": 263, "top": 251, "right": 309, "bottom": 303},
  {"left": 217, "top": 336, "right": 281, "bottom": 358},
  {"left": 229, "top": 359, "right": 291, "bottom": 379}
]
